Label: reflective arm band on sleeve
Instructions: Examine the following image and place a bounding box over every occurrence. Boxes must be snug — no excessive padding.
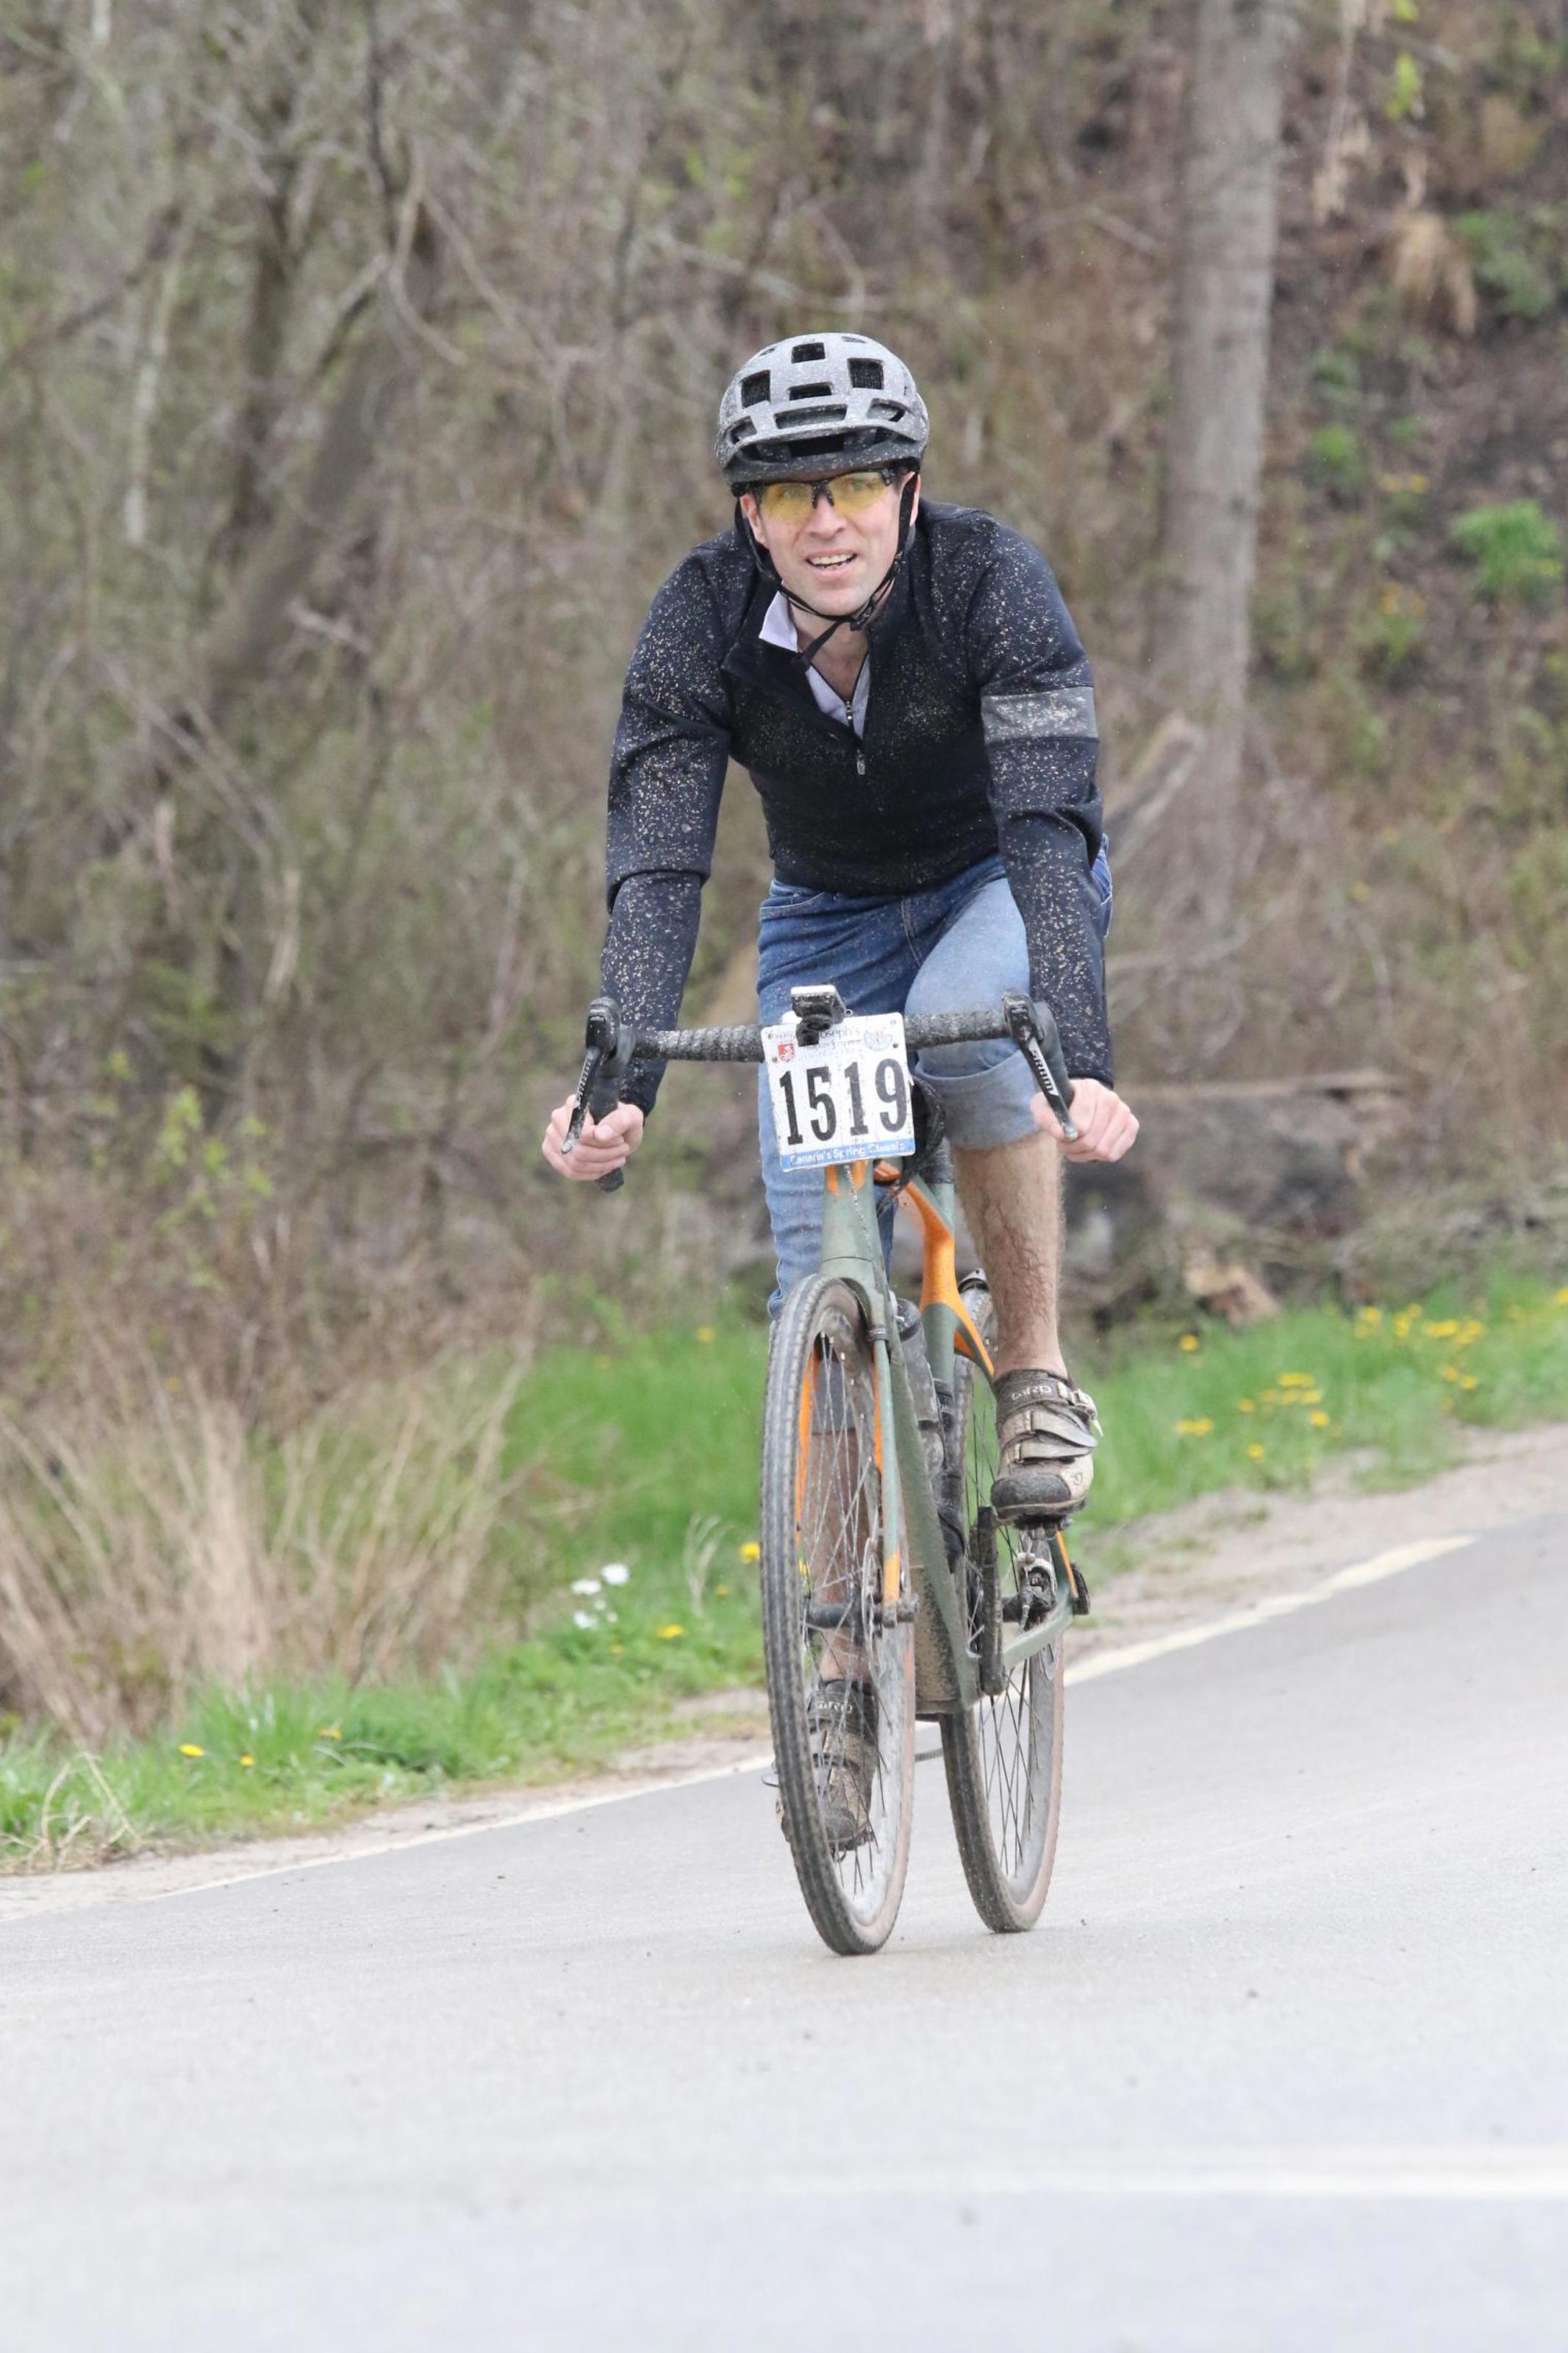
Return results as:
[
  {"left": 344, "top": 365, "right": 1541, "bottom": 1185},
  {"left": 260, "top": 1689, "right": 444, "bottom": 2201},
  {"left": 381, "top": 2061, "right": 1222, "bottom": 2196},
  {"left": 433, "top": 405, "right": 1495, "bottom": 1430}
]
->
[{"left": 981, "top": 688, "right": 1098, "bottom": 744}]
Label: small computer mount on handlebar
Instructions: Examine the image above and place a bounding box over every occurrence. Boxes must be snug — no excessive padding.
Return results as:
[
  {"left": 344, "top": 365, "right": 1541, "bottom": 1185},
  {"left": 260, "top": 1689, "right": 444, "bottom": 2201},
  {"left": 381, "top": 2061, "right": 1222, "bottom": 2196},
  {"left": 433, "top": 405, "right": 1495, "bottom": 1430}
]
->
[
  {"left": 562, "top": 996, "right": 637, "bottom": 1193},
  {"left": 1000, "top": 990, "right": 1078, "bottom": 1144},
  {"left": 789, "top": 983, "right": 849, "bottom": 1046}
]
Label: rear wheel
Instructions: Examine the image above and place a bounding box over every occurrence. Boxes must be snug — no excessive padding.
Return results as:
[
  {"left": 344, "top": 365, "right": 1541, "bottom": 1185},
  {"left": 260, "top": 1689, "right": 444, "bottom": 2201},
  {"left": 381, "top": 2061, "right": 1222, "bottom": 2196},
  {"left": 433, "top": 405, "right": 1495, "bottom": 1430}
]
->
[
  {"left": 940, "top": 1279, "right": 1064, "bottom": 1933},
  {"left": 759, "top": 1273, "right": 915, "bottom": 1956}
]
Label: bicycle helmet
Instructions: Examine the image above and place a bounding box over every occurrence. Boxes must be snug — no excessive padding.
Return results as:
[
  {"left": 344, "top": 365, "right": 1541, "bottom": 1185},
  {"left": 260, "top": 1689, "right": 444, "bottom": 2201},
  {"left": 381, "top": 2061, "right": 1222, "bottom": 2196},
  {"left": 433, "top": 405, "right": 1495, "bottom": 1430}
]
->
[{"left": 715, "top": 332, "right": 928, "bottom": 488}]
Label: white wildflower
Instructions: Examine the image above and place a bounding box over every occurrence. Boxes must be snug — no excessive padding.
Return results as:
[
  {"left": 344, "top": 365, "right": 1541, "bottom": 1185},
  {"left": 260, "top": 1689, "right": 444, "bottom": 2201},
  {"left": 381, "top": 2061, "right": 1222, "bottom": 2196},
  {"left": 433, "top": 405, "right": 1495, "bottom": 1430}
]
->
[
  {"left": 570, "top": 1577, "right": 601, "bottom": 1596},
  {"left": 600, "top": 1563, "right": 631, "bottom": 1586},
  {"left": 572, "top": 1610, "right": 596, "bottom": 1630}
]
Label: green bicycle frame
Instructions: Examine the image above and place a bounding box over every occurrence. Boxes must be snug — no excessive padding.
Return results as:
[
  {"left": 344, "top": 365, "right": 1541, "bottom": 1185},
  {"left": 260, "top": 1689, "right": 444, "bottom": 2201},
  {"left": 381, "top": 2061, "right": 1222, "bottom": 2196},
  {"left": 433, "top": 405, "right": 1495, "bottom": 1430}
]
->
[{"left": 815, "top": 1155, "right": 1073, "bottom": 1717}]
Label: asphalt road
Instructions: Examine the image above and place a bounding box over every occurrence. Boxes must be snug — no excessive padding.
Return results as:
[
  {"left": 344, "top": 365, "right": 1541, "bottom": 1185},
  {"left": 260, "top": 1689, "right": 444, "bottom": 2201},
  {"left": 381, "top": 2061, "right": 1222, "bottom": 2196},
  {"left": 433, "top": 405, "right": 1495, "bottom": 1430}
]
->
[{"left": 3, "top": 1516, "right": 1564, "bottom": 2352}]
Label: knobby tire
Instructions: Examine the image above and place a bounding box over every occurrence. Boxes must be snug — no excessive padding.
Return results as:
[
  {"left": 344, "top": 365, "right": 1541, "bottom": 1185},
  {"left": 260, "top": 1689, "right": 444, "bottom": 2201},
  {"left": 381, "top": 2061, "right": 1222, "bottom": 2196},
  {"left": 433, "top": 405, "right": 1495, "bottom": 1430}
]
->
[
  {"left": 940, "top": 1278, "right": 1064, "bottom": 1932},
  {"left": 759, "top": 1274, "right": 915, "bottom": 1956}
]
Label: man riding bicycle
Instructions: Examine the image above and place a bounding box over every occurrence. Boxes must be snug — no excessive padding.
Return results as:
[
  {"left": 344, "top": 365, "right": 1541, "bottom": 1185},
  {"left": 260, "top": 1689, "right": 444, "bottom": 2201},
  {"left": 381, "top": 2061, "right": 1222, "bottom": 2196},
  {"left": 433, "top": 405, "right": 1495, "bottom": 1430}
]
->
[{"left": 543, "top": 332, "right": 1137, "bottom": 1522}]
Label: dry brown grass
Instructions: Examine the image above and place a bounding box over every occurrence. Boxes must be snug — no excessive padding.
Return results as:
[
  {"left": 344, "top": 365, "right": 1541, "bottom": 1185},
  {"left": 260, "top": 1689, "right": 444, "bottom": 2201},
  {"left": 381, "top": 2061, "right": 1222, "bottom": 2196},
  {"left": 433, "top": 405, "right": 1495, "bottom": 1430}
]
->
[
  {"left": 1386, "top": 209, "right": 1478, "bottom": 338},
  {"left": 0, "top": 1342, "right": 525, "bottom": 1743}
]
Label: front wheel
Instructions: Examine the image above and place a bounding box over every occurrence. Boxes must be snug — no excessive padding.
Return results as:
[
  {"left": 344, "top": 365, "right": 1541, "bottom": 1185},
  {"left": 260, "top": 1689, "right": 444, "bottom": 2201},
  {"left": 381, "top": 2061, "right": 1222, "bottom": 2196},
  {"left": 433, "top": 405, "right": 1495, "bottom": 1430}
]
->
[
  {"left": 759, "top": 1273, "right": 915, "bottom": 1956},
  {"left": 940, "top": 1279, "right": 1065, "bottom": 1933}
]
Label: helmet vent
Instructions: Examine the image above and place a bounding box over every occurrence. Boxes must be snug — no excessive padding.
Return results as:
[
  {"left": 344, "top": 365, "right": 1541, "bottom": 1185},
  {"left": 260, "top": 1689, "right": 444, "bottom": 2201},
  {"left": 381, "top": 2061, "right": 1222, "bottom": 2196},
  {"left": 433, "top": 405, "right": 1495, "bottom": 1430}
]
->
[{"left": 716, "top": 334, "right": 928, "bottom": 487}]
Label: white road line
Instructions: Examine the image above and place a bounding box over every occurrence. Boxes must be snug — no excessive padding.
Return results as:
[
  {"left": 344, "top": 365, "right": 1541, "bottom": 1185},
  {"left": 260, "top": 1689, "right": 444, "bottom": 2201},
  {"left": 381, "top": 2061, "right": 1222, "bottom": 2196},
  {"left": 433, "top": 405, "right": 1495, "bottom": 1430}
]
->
[
  {"left": 1067, "top": 1534, "right": 1475, "bottom": 1685},
  {"left": 757, "top": 2147, "right": 1568, "bottom": 2203},
  {"left": 132, "top": 1751, "right": 773, "bottom": 1903},
  {"left": 6, "top": 1529, "right": 1479, "bottom": 1913}
]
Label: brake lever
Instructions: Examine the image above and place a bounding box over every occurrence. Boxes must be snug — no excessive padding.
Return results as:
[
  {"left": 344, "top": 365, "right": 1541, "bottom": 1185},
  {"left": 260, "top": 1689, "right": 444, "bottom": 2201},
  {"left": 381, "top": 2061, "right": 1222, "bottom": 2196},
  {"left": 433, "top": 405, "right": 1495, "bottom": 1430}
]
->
[
  {"left": 562, "top": 997, "right": 635, "bottom": 1193},
  {"left": 1001, "top": 990, "right": 1078, "bottom": 1144}
]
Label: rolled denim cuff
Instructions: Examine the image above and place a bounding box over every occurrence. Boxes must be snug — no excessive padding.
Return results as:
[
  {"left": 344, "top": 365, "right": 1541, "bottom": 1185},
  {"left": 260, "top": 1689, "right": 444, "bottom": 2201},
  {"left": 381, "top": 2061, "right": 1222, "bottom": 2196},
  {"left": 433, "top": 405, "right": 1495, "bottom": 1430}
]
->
[{"left": 914, "top": 1043, "right": 1038, "bottom": 1150}]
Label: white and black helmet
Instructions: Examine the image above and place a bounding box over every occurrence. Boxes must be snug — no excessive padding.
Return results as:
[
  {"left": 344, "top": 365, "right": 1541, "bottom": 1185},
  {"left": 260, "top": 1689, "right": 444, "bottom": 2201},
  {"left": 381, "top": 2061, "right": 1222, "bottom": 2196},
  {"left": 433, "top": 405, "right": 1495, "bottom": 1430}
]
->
[{"left": 715, "top": 332, "right": 928, "bottom": 488}]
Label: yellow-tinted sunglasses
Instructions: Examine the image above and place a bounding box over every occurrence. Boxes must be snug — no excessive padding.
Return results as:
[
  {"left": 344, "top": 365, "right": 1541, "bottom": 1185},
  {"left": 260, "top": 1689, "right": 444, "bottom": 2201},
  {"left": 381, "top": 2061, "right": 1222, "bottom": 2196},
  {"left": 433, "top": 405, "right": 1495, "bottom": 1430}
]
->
[{"left": 754, "top": 469, "right": 894, "bottom": 522}]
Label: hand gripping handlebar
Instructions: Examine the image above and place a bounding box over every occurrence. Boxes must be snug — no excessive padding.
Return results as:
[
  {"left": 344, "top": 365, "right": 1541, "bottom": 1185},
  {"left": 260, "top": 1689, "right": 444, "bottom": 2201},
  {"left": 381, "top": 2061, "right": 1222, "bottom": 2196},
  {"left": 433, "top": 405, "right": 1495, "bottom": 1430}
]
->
[{"left": 561, "top": 989, "right": 1079, "bottom": 1190}]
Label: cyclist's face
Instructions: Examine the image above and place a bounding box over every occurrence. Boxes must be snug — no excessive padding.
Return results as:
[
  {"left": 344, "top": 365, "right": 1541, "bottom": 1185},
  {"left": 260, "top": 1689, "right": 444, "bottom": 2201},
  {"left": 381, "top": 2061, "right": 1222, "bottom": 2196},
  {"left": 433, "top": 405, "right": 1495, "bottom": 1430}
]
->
[{"left": 742, "top": 470, "right": 918, "bottom": 618}]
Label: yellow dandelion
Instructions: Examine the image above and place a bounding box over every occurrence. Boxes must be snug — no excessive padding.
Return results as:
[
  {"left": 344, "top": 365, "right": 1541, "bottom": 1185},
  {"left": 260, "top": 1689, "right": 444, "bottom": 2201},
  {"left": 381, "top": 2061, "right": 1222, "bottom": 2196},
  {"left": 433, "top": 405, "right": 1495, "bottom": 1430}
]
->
[
  {"left": 239, "top": 1754, "right": 255, "bottom": 1768},
  {"left": 178, "top": 1743, "right": 205, "bottom": 1758},
  {"left": 1261, "top": 1388, "right": 1282, "bottom": 1407},
  {"left": 609, "top": 1642, "right": 624, "bottom": 1655},
  {"left": 1178, "top": 1333, "right": 1200, "bottom": 1352},
  {"left": 1356, "top": 1304, "right": 1383, "bottom": 1324},
  {"left": 715, "top": 1582, "right": 731, "bottom": 1598},
  {"left": 656, "top": 1623, "right": 686, "bottom": 1640},
  {"left": 1175, "top": 1417, "right": 1214, "bottom": 1438},
  {"left": 1277, "top": 1373, "right": 1315, "bottom": 1388},
  {"left": 1348, "top": 881, "right": 1371, "bottom": 904},
  {"left": 1309, "top": 1410, "right": 1331, "bottom": 1428},
  {"left": 738, "top": 1540, "right": 760, "bottom": 1563},
  {"left": 1237, "top": 1398, "right": 1256, "bottom": 1413},
  {"left": 1247, "top": 1443, "right": 1266, "bottom": 1461},
  {"left": 1555, "top": 1287, "right": 1568, "bottom": 1309},
  {"left": 1458, "top": 1373, "right": 1478, "bottom": 1391},
  {"left": 695, "top": 1326, "right": 716, "bottom": 1343},
  {"left": 318, "top": 1726, "right": 343, "bottom": 1741},
  {"left": 1423, "top": 1318, "right": 1460, "bottom": 1340}
]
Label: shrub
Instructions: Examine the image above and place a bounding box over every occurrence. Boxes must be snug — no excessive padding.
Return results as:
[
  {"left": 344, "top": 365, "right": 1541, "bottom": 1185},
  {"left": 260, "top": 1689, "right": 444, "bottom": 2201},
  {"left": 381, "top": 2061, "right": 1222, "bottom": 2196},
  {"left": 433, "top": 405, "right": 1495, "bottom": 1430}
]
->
[
  {"left": 1309, "top": 347, "right": 1361, "bottom": 407},
  {"left": 1450, "top": 501, "right": 1564, "bottom": 608},
  {"left": 1456, "top": 211, "right": 1560, "bottom": 323},
  {"left": 1378, "top": 469, "right": 1430, "bottom": 529},
  {"left": 1308, "top": 423, "right": 1367, "bottom": 501},
  {"left": 1357, "top": 582, "right": 1428, "bottom": 679}
]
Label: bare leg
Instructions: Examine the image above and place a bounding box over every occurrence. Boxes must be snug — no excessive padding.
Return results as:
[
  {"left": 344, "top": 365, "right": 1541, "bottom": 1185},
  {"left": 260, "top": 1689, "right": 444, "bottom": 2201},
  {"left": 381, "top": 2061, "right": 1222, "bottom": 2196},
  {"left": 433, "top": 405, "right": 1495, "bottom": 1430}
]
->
[{"left": 953, "top": 1129, "right": 1067, "bottom": 1377}]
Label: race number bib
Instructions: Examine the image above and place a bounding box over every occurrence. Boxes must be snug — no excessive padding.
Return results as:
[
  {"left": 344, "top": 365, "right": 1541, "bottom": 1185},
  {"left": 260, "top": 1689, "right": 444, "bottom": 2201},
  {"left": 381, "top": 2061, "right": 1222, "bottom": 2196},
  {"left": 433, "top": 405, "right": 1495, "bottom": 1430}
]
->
[{"left": 762, "top": 1012, "right": 917, "bottom": 1172}]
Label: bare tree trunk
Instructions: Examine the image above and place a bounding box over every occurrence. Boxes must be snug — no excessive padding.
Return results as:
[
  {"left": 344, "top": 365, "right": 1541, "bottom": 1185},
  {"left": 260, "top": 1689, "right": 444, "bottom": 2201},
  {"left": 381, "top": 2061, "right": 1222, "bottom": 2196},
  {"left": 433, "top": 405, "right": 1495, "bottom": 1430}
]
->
[
  {"left": 182, "top": 214, "right": 442, "bottom": 1122},
  {"left": 198, "top": 217, "right": 438, "bottom": 718},
  {"left": 916, "top": 0, "right": 957, "bottom": 268},
  {"left": 1156, "top": 0, "right": 1300, "bottom": 904}
]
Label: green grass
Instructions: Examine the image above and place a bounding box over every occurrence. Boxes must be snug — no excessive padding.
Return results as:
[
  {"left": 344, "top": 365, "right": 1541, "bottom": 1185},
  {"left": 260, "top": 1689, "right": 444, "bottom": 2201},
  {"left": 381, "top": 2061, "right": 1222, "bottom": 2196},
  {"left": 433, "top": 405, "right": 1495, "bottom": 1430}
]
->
[{"left": 5, "top": 1276, "right": 1567, "bottom": 1870}]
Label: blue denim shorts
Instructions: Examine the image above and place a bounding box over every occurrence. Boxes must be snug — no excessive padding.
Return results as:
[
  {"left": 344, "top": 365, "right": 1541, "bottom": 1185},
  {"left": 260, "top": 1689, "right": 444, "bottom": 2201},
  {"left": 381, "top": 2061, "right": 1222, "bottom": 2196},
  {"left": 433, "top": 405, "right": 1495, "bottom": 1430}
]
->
[{"left": 756, "top": 846, "right": 1112, "bottom": 1310}]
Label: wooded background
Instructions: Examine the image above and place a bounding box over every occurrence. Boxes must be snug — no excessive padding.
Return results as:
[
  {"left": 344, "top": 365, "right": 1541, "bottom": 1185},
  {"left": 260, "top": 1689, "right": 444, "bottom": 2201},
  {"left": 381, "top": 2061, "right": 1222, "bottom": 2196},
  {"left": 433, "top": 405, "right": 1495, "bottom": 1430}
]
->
[{"left": 4, "top": 0, "right": 1566, "bottom": 1403}]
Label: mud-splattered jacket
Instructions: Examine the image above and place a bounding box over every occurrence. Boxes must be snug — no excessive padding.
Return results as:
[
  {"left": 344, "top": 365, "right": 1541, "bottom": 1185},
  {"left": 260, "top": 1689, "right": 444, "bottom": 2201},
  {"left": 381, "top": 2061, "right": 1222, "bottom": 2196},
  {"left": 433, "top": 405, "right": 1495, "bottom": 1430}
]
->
[{"left": 601, "top": 501, "right": 1109, "bottom": 1112}]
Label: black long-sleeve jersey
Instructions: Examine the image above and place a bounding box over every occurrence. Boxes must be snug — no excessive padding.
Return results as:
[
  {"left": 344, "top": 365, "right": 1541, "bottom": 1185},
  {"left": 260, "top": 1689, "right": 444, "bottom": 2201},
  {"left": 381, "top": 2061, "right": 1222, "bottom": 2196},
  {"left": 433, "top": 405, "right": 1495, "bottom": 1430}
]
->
[{"left": 600, "top": 501, "right": 1110, "bottom": 1113}]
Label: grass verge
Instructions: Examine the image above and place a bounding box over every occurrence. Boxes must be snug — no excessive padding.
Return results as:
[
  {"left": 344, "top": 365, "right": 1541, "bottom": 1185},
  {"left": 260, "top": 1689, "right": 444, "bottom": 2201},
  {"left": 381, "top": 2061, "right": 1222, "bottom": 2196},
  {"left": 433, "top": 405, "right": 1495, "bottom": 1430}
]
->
[{"left": 4, "top": 1276, "right": 1566, "bottom": 1870}]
